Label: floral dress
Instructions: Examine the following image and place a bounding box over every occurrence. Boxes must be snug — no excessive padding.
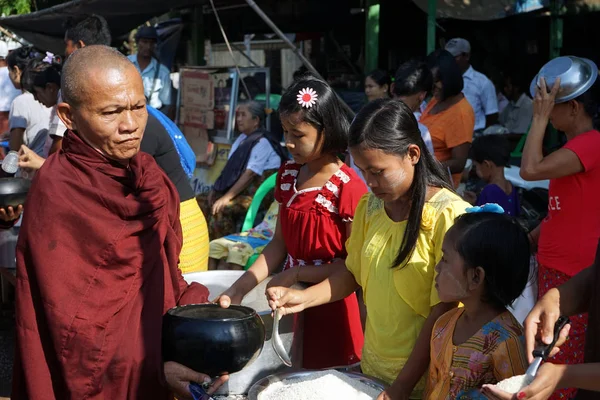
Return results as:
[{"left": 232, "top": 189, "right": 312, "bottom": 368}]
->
[
  {"left": 426, "top": 308, "right": 528, "bottom": 399},
  {"left": 276, "top": 161, "right": 367, "bottom": 368}
]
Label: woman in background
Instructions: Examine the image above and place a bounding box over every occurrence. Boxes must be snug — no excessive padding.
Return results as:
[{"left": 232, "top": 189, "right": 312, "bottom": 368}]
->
[
  {"left": 365, "top": 69, "right": 391, "bottom": 102},
  {"left": 420, "top": 50, "right": 475, "bottom": 188},
  {"left": 198, "top": 101, "right": 287, "bottom": 240}
]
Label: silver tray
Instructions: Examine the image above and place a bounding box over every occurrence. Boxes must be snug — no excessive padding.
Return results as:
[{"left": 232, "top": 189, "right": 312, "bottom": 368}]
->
[{"left": 247, "top": 369, "right": 388, "bottom": 400}]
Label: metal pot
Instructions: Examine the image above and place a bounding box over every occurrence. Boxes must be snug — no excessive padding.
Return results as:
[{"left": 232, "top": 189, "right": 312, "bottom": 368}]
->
[
  {"left": 247, "top": 370, "right": 388, "bottom": 400},
  {"left": 0, "top": 178, "right": 31, "bottom": 209},
  {"left": 182, "top": 271, "right": 305, "bottom": 395},
  {"left": 162, "top": 304, "right": 265, "bottom": 376},
  {"left": 530, "top": 56, "right": 598, "bottom": 103}
]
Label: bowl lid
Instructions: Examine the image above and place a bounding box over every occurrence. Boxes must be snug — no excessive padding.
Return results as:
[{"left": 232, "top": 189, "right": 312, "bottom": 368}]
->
[{"left": 529, "top": 56, "right": 598, "bottom": 103}]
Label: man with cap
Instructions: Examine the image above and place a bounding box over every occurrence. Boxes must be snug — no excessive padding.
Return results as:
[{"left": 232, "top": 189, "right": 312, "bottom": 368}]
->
[
  {"left": 128, "top": 26, "right": 173, "bottom": 117},
  {"left": 0, "top": 40, "right": 21, "bottom": 136},
  {"left": 445, "top": 38, "right": 499, "bottom": 133}
]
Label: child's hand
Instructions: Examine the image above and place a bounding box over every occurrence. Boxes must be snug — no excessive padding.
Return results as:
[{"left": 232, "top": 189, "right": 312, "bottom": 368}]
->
[
  {"left": 482, "top": 363, "right": 566, "bottom": 400},
  {"left": 376, "top": 384, "right": 410, "bottom": 400},
  {"left": 265, "top": 286, "right": 307, "bottom": 315},
  {"left": 266, "top": 268, "right": 299, "bottom": 290},
  {"left": 214, "top": 287, "right": 244, "bottom": 309}
]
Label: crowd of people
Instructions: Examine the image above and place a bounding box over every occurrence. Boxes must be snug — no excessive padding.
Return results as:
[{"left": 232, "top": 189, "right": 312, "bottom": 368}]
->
[{"left": 0, "top": 10, "right": 595, "bottom": 400}]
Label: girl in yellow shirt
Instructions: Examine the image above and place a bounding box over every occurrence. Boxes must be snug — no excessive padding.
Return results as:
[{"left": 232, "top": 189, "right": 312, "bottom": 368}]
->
[{"left": 267, "top": 98, "right": 470, "bottom": 399}]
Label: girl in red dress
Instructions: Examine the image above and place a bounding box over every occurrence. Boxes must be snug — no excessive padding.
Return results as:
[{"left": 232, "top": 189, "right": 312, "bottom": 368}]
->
[{"left": 217, "top": 77, "right": 367, "bottom": 368}]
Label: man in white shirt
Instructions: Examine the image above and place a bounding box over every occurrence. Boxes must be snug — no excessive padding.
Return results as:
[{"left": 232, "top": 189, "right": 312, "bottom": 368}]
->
[
  {"left": 0, "top": 41, "right": 21, "bottom": 135},
  {"left": 499, "top": 71, "right": 533, "bottom": 135},
  {"left": 127, "top": 26, "right": 173, "bottom": 117},
  {"left": 445, "top": 38, "right": 498, "bottom": 133}
]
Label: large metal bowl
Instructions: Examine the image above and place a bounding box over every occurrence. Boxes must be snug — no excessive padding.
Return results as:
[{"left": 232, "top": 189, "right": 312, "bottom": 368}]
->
[
  {"left": 247, "top": 370, "right": 387, "bottom": 399},
  {"left": 0, "top": 178, "right": 31, "bottom": 209},
  {"left": 530, "top": 56, "right": 598, "bottom": 103}
]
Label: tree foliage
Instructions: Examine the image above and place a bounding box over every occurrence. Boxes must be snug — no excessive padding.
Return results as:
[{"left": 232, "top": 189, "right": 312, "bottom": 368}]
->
[{"left": 0, "top": 0, "right": 31, "bottom": 16}]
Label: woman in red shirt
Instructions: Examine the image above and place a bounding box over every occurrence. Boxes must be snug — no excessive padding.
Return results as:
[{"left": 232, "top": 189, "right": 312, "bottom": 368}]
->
[{"left": 521, "top": 62, "right": 600, "bottom": 400}]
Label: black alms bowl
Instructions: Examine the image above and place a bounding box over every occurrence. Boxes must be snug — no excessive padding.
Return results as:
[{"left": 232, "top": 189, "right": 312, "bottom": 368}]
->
[
  {"left": 162, "top": 304, "right": 266, "bottom": 376},
  {"left": 0, "top": 178, "right": 31, "bottom": 209}
]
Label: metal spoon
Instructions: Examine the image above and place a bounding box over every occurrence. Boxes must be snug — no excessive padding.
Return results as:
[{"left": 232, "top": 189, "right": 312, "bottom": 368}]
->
[{"left": 272, "top": 308, "right": 292, "bottom": 367}]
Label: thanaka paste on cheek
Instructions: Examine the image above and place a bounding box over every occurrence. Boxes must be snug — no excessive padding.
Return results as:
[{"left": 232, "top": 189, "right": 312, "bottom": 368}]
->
[
  {"left": 383, "top": 168, "right": 407, "bottom": 189},
  {"left": 437, "top": 268, "right": 469, "bottom": 300}
]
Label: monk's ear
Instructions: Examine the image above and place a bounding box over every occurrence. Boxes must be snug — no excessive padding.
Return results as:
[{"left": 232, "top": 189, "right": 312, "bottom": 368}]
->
[{"left": 57, "top": 102, "right": 76, "bottom": 131}]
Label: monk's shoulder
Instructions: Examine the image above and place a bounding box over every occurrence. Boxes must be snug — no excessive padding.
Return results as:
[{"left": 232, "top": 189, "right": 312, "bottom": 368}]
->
[{"left": 29, "top": 154, "right": 81, "bottom": 206}]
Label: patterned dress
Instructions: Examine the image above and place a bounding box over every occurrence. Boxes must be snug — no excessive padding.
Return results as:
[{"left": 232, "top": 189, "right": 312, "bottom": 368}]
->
[
  {"left": 426, "top": 308, "right": 528, "bottom": 400},
  {"left": 276, "top": 161, "right": 367, "bottom": 368}
]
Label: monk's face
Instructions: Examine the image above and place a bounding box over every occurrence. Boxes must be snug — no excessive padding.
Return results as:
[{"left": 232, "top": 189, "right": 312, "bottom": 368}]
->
[{"left": 58, "top": 65, "right": 148, "bottom": 162}]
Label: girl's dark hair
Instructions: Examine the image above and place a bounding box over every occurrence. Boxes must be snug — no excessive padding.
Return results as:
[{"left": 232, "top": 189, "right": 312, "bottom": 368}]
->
[
  {"left": 367, "top": 69, "right": 392, "bottom": 88},
  {"left": 470, "top": 135, "right": 510, "bottom": 167},
  {"left": 349, "top": 98, "right": 453, "bottom": 268},
  {"left": 574, "top": 78, "right": 600, "bottom": 130},
  {"left": 6, "top": 46, "right": 43, "bottom": 72},
  {"left": 393, "top": 60, "right": 433, "bottom": 97},
  {"left": 429, "top": 50, "right": 464, "bottom": 100},
  {"left": 279, "top": 77, "right": 350, "bottom": 155},
  {"left": 21, "top": 59, "right": 62, "bottom": 94},
  {"left": 448, "top": 212, "right": 531, "bottom": 308}
]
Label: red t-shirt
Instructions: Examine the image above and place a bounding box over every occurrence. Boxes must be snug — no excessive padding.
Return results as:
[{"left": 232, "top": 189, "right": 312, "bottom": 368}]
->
[{"left": 538, "top": 130, "right": 600, "bottom": 276}]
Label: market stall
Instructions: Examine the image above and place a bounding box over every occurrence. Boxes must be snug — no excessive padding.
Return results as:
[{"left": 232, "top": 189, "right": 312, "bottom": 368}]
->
[{"left": 177, "top": 66, "right": 273, "bottom": 194}]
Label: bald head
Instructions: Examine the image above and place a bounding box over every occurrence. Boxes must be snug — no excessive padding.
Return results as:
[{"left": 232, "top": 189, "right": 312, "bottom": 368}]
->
[
  {"left": 57, "top": 44, "right": 148, "bottom": 162},
  {"left": 62, "top": 45, "right": 137, "bottom": 107}
]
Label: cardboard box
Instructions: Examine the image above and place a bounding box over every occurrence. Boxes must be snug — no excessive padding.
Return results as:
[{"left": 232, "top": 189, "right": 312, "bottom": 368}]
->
[
  {"left": 182, "top": 125, "right": 210, "bottom": 163},
  {"left": 181, "top": 70, "right": 214, "bottom": 109},
  {"left": 181, "top": 106, "right": 215, "bottom": 130}
]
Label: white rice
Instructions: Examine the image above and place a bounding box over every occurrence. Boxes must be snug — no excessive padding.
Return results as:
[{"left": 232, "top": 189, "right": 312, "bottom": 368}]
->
[
  {"left": 493, "top": 374, "right": 534, "bottom": 394},
  {"left": 258, "top": 370, "right": 382, "bottom": 400}
]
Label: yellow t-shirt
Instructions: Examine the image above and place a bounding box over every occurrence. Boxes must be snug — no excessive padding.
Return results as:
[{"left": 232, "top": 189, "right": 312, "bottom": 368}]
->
[{"left": 345, "top": 189, "right": 468, "bottom": 398}]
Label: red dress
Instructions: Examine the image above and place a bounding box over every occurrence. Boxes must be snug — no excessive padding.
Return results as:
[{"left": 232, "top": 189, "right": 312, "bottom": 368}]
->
[{"left": 275, "top": 161, "right": 367, "bottom": 369}]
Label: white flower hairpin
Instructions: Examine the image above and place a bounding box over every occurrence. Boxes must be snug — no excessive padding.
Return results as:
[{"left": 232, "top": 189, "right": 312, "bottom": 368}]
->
[{"left": 297, "top": 87, "right": 318, "bottom": 108}]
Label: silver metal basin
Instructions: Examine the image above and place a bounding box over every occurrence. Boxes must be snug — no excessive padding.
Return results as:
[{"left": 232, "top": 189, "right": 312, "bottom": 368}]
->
[{"left": 530, "top": 56, "right": 598, "bottom": 103}]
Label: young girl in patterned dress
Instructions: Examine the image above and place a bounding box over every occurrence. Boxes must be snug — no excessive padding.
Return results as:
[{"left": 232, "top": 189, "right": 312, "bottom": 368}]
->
[
  {"left": 217, "top": 77, "right": 367, "bottom": 368},
  {"left": 426, "top": 208, "right": 531, "bottom": 399}
]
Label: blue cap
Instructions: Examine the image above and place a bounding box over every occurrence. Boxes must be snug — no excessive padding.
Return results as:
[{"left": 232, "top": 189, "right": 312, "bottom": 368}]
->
[{"left": 135, "top": 26, "right": 158, "bottom": 41}]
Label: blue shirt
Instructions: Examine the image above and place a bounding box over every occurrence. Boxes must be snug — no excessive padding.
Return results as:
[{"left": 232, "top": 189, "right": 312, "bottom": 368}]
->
[
  {"left": 476, "top": 183, "right": 520, "bottom": 217},
  {"left": 127, "top": 54, "right": 172, "bottom": 109}
]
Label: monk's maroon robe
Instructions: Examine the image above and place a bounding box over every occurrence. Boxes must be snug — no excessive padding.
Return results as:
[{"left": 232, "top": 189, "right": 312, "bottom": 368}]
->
[{"left": 13, "top": 131, "right": 208, "bottom": 399}]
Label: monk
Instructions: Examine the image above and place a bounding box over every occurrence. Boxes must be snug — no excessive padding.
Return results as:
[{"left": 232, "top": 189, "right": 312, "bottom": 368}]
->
[{"left": 12, "top": 45, "right": 226, "bottom": 399}]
